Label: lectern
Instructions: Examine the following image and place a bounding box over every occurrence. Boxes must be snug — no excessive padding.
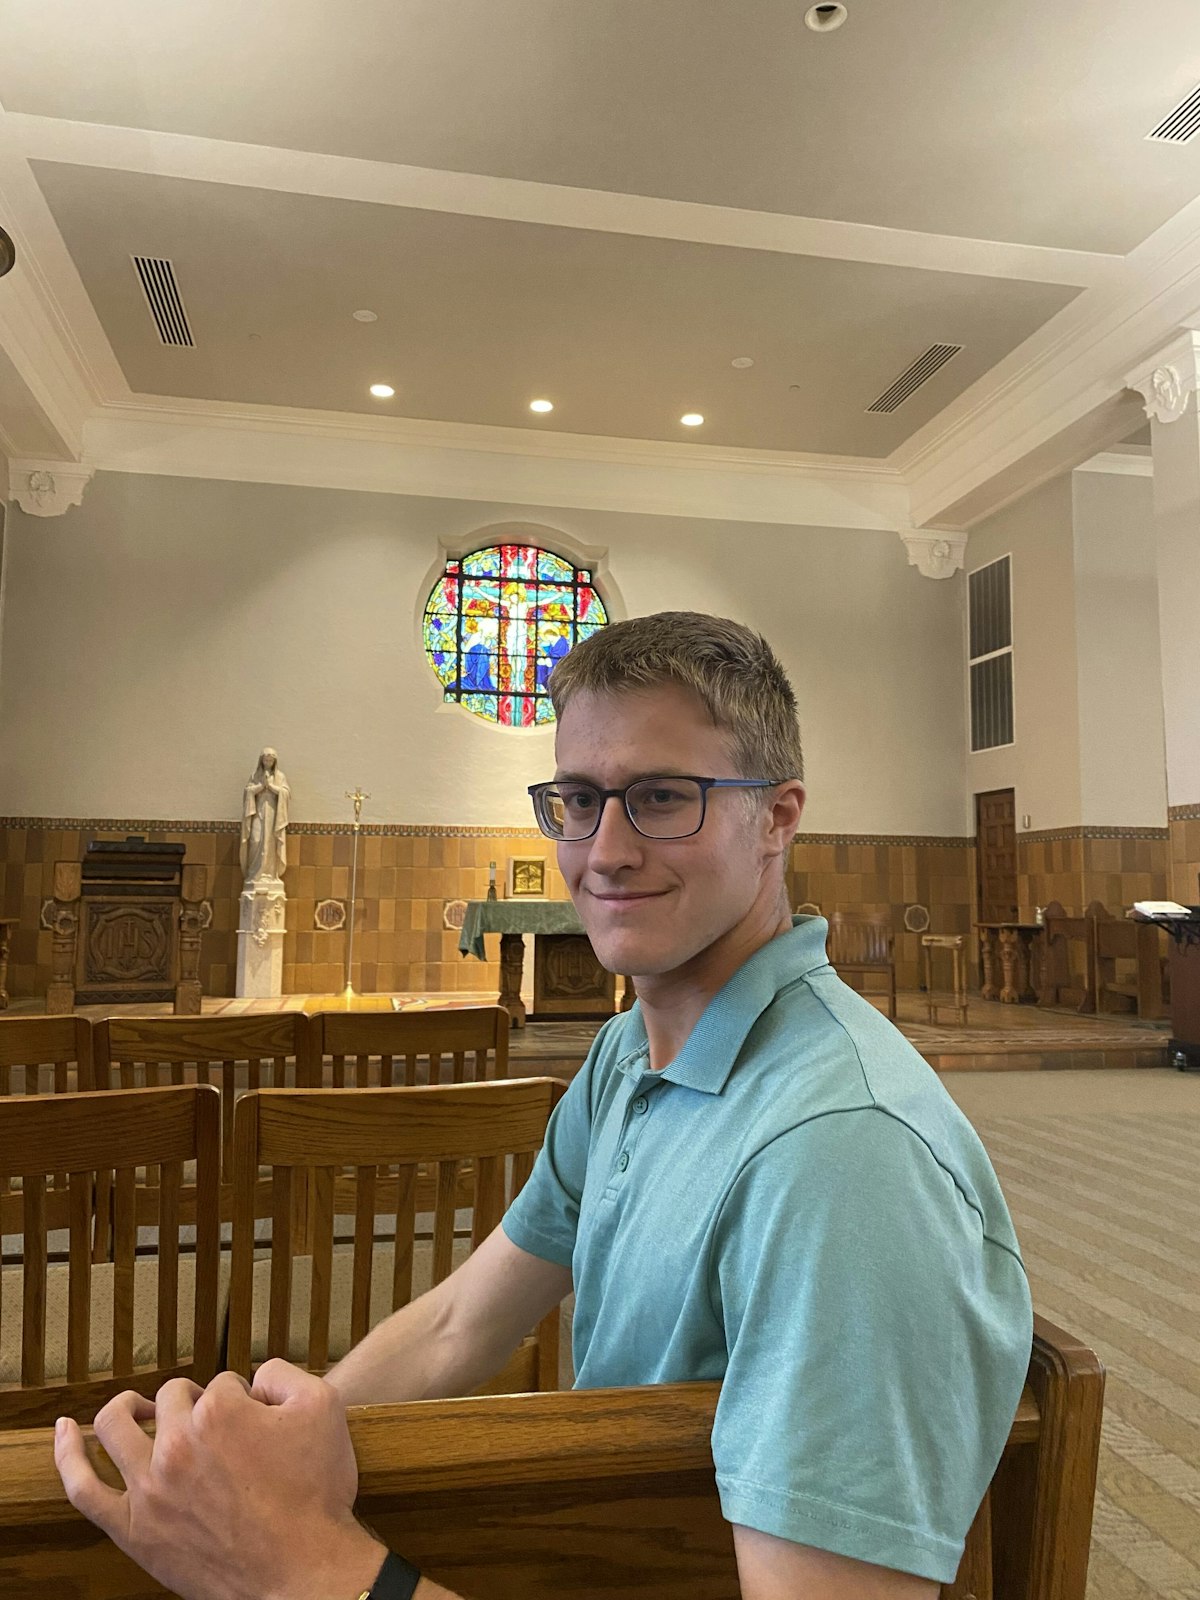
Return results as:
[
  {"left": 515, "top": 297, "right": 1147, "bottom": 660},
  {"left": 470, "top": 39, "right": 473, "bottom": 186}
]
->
[{"left": 1133, "top": 906, "right": 1200, "bottom": 1071}]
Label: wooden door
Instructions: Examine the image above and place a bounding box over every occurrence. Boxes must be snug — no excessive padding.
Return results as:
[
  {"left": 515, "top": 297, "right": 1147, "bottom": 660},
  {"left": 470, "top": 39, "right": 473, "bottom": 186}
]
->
[{"left": 976, "top": 789, "right": 1018, "bottom": 924}]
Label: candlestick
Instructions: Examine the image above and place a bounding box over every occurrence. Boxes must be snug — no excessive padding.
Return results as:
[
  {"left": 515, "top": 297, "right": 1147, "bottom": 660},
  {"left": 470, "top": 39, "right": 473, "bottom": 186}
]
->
[
  {"left": 342, "top": 787, "right": 371, "bottom": 996},
  {"left": 487, "top": 860, "right": 498, "bottom": 902}
]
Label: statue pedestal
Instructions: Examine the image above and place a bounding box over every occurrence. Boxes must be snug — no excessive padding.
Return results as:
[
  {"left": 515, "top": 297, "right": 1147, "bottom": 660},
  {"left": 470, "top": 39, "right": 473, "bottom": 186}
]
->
[{"left": 236, "top": 879, "right": 287, "bottom": 999}]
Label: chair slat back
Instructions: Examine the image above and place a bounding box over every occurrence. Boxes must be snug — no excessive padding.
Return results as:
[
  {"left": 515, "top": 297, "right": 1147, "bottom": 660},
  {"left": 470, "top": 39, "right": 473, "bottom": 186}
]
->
[
  {"left": 227, "top": 1077, "right": 565, "bottom": 1384},
  {"left": 827, "top": 911, "right": 893, "bottom": 968},
  {"left": 0, "top": 1315, "right": 1104, "bottom": 1600},
  {"left": 0, "top": 1019, "right": 94, "bottom": 1230},
  {"left": 0, "top": 1017, "right": 92, "bottom": 1096},
  {"left": 306, "top": 1006, "right": 509, "bottom": 1089},
  {"left": 92, "top": 1017, "right": 306, "bottom": 1232},
  {"left": 0, "top": 1084, "right": 221, "bottom": 1429}
]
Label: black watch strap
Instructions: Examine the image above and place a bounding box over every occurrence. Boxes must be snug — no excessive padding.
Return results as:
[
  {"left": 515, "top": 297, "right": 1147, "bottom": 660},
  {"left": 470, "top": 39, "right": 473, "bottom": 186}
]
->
[{"left": 369, "top": 1550, "right": 422, "bottom": 1600}]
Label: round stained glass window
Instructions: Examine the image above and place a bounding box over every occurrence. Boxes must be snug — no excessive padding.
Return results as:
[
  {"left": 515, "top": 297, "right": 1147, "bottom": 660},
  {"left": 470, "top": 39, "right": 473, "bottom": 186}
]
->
[{"left": 423, "top": 541, "right": 609, "bottom": 727}]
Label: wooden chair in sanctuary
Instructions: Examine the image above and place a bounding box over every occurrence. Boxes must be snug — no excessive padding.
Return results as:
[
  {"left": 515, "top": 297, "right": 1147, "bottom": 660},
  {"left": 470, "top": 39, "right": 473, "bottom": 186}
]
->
[
  {"left": 225, "top": 1078, "right": 567, "bottom": 1393},
  {"left": 91, "top": 1014, "right": 307, "bottom": 1235},
  {"left": 1085, "top": 901, "right": 1168, "bottom": 1019},
  {"left": 0, "top": 1085, "right": 222, "bottom": 1430},
  {"left": 0, "top": 1016, "right": 93, "bottom": 1098},
  {"left": 305, "top": 1005, "right": 511, "bottom": 1088},
  {"left": 0, "top": 1314, "right": 1103, "bottom": 1600},
  {"left": 826, "top": 910, "right": 899, "bottom": 1019}
]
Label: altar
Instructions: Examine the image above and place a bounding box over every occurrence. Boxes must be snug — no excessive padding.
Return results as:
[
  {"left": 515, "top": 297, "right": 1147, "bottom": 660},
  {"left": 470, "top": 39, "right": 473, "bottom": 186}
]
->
[{"left": 459, "top": 900, "right": 633, "bottom": 1027}]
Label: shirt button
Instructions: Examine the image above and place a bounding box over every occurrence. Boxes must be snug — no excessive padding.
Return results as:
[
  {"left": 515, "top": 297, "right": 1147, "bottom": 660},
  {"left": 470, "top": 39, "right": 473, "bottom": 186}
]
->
[
  {"left": 632, "top": 1095, "right": 649, "bottom": 1115},
  {"left": 617, "top": 1150, "right": 630, "bottom": 1173}
]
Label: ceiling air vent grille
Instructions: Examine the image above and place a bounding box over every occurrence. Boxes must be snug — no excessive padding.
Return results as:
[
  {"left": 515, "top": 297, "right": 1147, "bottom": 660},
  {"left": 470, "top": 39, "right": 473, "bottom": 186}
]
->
[
  {"left": 1147, "top": 84, "right": 1200, "bottom": 143},
  {"left": 132, "top": 255, "right": 194, "bottom": 347},
  {"left": 866, "top": 343, "right": 961, "bottom": 414}
]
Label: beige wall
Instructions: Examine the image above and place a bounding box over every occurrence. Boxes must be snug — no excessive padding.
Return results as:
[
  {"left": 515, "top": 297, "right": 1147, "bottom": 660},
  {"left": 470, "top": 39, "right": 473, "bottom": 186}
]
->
[
  {"left": 0, "top": 470, "right": 968, "bottom": 835},
  {"left": 965, "top": 473, "right": 1081, "bottom": 832},
  {"left": 1071, "top": 469, "right": 1166, "bottom": 827}
]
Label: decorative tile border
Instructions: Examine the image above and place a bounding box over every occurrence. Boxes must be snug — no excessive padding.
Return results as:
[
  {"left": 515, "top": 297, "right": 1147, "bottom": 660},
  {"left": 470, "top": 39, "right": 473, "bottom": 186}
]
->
[
  {"left": 1019, "top": 825, "right": 1169, "bottom": 844},
  {"left": 1168, "top": 803, "right": 1200, "bottom": 822},
  {"left": 1, "top": 817, "right": 972, "bottom": 847},
  {"left": 792, "top": 833, "right": 972, "bottom": 848}
]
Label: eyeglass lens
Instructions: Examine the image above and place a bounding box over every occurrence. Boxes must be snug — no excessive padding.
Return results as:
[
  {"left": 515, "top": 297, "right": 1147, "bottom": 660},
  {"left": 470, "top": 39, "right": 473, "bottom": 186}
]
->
[{"left": 541, "top": 779, "right": 705, "bottom": 840}]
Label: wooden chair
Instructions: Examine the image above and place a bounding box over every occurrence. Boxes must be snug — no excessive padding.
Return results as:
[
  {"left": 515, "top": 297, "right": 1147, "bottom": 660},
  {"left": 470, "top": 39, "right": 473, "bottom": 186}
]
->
[
  {"left": 1086, "top": 902, "right": 1168, "bottom": 1019},
  {"left": 1037, "top": 903, "right": 1096, "bottom": 1013},
  {"left": 226, "top": 1077, "right": 567, "bottom": 1392},
  {"left": 0, "top": 1018, "right": 95, "bottom": 1240},
  {"left": 0, "top": 1016, "right": 93, "bottom": 1099},
  {"left": 92, "top": 1014, "right": 307, "bottom": 1230},
  {"left": 305, "top": 1006, "right": 510, "bottom": 1088},
  {"left": 826, "top": 911, "right": 898, "bottom": 1019},
  {"left": 0, "top": 1313, "right": 1103, "bottom": 1599},
  {"left": 0, "top": 1084, "right": 221, "bottom": 1430}
]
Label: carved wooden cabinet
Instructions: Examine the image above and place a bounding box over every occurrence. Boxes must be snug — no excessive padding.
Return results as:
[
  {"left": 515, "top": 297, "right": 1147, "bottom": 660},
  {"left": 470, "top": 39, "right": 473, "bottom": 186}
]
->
[{"left": 46, "top": 837, "right": 207, "bottom": 1014}]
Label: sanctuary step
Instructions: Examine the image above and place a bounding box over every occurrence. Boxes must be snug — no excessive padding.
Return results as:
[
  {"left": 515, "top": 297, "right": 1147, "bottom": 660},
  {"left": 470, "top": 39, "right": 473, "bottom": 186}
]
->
[{"left": 3, "top": 990, "right": 1170, "bottom": 1075}]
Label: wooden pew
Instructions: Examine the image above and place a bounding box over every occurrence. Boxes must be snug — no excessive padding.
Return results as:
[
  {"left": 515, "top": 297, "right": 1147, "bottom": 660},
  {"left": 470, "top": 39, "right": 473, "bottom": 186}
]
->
[{"left": 0, "top": 1315, "right": 1103, "bottom": 1600}]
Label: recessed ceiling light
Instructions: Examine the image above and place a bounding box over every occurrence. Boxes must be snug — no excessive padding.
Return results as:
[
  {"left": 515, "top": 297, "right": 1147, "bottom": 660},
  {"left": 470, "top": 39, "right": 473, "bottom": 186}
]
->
[
  {"left": 731, "top": 356, "right": 754, "bottom": 369},
  {"left": 804, "top": 3, "right": 848, "bottom": 33},
  {"left": 369, "top": 383, "right": 395, "bottom": 398},
  {"left": 353, "top": 309, "right": 378, "bottom": 322},
  {"left": 530, "top": 398, "right": 554, "bottom": 413},
  {"left": 681, "top": 413, "right": 704, "bottom": 426}
]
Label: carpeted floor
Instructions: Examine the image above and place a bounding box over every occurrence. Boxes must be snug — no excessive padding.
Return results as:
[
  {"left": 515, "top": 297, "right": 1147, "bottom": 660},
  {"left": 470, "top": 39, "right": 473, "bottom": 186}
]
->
[{"left": 945, "top": 1072, "right": 1200, "bottom": 1600}]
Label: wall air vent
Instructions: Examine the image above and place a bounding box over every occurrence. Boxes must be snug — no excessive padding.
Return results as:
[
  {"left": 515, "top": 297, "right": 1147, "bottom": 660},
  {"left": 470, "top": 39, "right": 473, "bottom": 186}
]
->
[
  {"left": 866, "top": 343, "right": 961, "bottom": 414},
  {"left": 1147, "top": 84, "right": 1200, "bottom": 143},
  {"left": 132, "top": 255, "right": 194, "bottom": 347}
]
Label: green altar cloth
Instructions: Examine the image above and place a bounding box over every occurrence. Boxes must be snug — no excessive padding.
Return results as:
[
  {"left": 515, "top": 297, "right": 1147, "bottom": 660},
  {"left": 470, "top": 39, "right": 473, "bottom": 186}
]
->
[{"left": 459, "top": 899, "right": 585, "bottom": 960}]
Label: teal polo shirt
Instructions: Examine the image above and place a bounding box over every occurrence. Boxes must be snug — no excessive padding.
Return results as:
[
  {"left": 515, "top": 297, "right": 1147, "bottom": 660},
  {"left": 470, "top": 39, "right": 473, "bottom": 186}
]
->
[{"left": 502, "top": 916, "right": 1032, "bottom": 1583}]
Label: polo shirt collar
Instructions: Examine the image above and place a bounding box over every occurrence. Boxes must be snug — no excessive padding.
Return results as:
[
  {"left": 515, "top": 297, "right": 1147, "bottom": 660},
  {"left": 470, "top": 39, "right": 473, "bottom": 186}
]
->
[{"left": 614, "top": 916, "right": 830, "bottom": 1096}]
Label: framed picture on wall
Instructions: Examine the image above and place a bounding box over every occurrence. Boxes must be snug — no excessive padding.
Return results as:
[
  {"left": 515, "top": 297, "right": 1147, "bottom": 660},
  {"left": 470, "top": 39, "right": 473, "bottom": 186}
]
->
[{"left": 507, "top": 855, "right": 547, "bottom": 898}]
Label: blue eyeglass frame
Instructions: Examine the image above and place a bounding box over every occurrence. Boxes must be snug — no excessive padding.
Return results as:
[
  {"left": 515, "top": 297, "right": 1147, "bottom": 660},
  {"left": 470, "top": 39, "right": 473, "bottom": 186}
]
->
[{"left": 527, "top": 776, "right": 791, "bottom": 842}]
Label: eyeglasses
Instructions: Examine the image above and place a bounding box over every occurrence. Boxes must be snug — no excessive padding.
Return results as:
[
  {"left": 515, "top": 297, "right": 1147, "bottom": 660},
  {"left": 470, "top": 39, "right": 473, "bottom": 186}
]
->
[{"left": 527, "top": 776, "right": 789, "bottom": 842}]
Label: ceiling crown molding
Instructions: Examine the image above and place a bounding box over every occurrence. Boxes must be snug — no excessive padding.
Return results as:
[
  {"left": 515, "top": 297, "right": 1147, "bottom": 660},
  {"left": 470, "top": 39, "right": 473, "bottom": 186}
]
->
[
  {"left": 899, "top": 529, "right": 966, "bottom": 579},
  {"left": 1125, "top": 328, "right": 1200, "bottom": 424},
  {"left": 8, "top": 458, "right": 94, "bottom": 516}
]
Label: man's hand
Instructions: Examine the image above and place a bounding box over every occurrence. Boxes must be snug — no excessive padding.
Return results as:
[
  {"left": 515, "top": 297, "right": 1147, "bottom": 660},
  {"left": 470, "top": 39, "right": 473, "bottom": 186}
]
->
[{"left": 54, "top": 1361, "right": 385, "bottom": 1600}]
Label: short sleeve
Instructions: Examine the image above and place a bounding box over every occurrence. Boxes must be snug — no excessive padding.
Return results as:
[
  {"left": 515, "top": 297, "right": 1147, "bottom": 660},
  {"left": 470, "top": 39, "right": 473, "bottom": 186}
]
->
[
  {"left": 710, "top": 1107, "right": 1032, "bottom": 1584},
  {"left": 501, "top": 1061, "right": 595, "bottom": 1268}
]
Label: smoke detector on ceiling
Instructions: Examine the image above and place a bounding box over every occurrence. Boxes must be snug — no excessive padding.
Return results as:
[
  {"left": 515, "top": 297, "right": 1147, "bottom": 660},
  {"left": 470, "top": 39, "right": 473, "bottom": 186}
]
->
[
  {"left": 0, "top": 224, "right": 15, "bottom": 278},
  {"left": 1146, "top": 83, "right": 1200, "bottom": 143},
  {"left": 804, "top": 4, "right": 848, "bottom": 33}
]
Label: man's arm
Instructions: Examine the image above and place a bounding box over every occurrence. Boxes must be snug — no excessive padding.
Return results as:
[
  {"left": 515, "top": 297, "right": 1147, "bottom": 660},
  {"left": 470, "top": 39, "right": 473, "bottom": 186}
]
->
[
  {"left": 732, "top": 1526, "right": 938, "bottom": 1600},
  {"left": 325, "top": 1222, "right": 573, "bottom": 1405}
]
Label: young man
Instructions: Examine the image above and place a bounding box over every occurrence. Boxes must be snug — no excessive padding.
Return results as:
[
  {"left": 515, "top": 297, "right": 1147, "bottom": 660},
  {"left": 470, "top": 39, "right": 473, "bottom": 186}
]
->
[{"left": 57, "top": 613, "right": 1032, "bottom": 1600}]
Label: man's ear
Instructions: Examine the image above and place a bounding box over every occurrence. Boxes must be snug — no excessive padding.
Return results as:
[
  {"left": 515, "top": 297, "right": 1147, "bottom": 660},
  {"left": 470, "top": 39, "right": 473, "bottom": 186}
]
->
[{"left": 767, "top": 781, "right": 805, "bottom": 852}]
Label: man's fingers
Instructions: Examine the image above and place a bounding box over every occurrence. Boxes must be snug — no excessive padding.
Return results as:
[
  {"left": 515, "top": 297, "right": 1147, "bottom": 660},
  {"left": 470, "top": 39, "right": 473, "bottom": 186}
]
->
[
  {"left": 92, "top": 1392, "right": 156, "bottom": 1484},
  {"left": 252, "top": 1357, "right": 326, "bottom": 1406},
  {"left": 54, "top": 1417, "right": 130, "bottom": 1541}
]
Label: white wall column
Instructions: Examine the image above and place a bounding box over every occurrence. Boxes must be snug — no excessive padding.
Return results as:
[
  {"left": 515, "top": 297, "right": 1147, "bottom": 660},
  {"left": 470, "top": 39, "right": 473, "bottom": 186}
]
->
[{"left": 1127, "top": 330, "right": 1200, "bottom": 899}]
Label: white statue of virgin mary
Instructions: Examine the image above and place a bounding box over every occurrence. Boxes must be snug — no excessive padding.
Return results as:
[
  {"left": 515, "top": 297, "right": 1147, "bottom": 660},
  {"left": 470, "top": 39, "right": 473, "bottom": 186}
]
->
[{"left": 239, "top": 747, "right": 291, "bottom": 885}]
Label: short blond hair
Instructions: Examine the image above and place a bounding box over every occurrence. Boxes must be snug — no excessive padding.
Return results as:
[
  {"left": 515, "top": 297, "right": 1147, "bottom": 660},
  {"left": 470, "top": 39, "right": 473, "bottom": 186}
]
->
[{"left": 549, "top": 612, "right": 803, "bottom": 782}]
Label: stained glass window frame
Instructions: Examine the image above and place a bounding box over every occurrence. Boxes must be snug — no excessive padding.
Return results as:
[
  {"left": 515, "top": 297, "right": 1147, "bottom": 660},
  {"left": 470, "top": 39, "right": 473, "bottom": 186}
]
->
[{"left": 422, "top": 539, "right": 609, "bottom": 729}]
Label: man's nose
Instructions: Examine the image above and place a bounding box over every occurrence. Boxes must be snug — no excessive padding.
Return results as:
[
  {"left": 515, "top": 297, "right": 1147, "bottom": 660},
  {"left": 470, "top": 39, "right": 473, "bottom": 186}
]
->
[{"left": 585, "top": 793, "right": 644, "bottom": 870}]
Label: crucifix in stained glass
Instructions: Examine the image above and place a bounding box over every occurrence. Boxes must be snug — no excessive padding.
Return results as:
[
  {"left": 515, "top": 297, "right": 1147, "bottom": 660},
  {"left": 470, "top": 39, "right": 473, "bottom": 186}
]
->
[{"left": 423, "top": 541, "right": 609, "bottom": 727}]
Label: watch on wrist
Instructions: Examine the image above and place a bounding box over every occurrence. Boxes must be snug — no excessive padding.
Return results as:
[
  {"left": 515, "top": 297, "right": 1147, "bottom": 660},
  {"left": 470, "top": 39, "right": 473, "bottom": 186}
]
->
[{"left": 361, "top": 1550, "right": 422, "bottom": 1600}]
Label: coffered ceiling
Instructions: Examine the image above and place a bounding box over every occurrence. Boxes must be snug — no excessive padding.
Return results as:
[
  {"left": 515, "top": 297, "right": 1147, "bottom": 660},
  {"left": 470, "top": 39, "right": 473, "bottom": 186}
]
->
[{"left": 1, "top": 0, "right": 1198, "bottom": 526}]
